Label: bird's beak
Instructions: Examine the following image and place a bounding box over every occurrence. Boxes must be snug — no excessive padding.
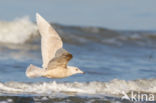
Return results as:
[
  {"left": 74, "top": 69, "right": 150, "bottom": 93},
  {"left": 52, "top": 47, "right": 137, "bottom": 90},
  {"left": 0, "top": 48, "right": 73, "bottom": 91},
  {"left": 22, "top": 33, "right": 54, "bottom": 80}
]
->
[{"left": 80, "top": 70, "right": 85, "bottom": 74}]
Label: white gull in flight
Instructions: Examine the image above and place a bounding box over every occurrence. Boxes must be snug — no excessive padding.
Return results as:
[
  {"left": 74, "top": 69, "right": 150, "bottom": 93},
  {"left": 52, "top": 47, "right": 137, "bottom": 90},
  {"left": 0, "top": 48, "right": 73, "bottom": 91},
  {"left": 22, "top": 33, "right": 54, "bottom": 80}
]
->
[{"left": 26, "top": 13, "right": 84, "bottom": 78}]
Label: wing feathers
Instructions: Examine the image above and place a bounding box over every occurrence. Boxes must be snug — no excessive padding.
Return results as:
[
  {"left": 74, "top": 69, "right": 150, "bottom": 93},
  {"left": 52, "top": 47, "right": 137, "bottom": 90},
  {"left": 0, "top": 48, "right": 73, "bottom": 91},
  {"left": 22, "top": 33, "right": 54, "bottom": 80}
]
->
[
  {"left": 47, "top": 49, "right": 73, "bottom": 69},
  {"left": 36, "top": 13, "right": 63, "bottom": 69}
]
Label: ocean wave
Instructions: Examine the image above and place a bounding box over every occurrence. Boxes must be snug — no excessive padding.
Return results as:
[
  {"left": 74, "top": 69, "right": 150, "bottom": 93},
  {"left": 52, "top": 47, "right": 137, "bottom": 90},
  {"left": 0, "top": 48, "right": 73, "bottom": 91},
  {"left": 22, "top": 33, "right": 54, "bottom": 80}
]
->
[
  {"left": 0, "top": 17, "right": 156, "bottom": 47},
  {"left": 0, "top": 79, "right": 155, "bottom": 96},
  {"left": 0, "top": 17, "right": 38, "bottom": 44}
]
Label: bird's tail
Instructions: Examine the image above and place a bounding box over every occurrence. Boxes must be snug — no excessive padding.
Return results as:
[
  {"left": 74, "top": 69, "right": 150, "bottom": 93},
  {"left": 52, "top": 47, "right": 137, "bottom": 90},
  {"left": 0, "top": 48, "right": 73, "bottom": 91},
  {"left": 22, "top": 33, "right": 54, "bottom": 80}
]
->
[{"left": 26, "top": 64, "right": 44, "bottom": 78}]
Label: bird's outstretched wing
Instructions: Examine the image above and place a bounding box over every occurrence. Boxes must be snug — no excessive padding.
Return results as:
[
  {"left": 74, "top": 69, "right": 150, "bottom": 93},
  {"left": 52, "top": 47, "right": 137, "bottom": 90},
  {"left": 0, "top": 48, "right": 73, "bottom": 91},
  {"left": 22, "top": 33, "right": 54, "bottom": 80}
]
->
[
  {"left": 47, "top": 48, "right": 73, "bottom": 70},
  {"left": 36, "top": 13, "right": 63, "bottom": 69}
]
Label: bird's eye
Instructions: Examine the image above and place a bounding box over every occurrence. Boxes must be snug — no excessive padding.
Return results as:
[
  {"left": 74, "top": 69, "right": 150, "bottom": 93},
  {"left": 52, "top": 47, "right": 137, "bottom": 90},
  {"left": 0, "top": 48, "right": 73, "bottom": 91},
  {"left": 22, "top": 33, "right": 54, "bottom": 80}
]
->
[{"left": 76, "top": 69, "right": 78, "bottom": 71}]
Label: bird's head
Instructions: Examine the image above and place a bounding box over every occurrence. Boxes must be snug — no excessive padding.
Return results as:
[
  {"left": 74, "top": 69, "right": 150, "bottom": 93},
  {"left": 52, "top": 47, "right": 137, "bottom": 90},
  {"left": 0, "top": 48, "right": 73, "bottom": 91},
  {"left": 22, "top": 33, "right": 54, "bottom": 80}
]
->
[{"left": 67, "top": 66, "right": 84, "bottom": 75}]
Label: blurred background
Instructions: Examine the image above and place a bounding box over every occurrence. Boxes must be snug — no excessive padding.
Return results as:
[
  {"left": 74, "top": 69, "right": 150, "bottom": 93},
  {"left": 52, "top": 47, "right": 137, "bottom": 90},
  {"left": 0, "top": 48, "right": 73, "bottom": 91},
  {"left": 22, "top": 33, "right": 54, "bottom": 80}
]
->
[
  {"left": 0, "top": 0, "right": 156, "bottom": 30},
  {"left": 0, "top": 0, "right": 155, "bottom": 102}
]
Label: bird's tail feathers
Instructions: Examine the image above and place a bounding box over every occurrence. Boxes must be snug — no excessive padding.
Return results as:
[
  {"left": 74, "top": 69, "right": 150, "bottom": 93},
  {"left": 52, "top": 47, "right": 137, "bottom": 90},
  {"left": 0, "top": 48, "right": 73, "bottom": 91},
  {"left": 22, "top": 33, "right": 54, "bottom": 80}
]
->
[{"left": 26, "top": 64, "right": 44, "bottom": 78}]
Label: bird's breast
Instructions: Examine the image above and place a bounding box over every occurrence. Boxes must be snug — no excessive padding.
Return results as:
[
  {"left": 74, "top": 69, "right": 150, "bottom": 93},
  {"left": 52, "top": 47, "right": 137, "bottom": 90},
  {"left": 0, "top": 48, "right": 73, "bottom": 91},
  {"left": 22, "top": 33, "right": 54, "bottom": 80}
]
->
[{"left": 43, "top": 68, "right": 68, "bottom": 78}]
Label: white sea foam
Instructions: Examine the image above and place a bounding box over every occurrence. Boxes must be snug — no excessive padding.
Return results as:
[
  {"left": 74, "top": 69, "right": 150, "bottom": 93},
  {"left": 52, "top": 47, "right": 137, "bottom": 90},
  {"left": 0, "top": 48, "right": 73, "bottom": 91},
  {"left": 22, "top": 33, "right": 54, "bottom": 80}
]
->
[
  {"left": 0, "top": 79, "right": 155, "bottom": 96},
  {"left": 0, "top": 17, "right": 38, "bottom": 44}
]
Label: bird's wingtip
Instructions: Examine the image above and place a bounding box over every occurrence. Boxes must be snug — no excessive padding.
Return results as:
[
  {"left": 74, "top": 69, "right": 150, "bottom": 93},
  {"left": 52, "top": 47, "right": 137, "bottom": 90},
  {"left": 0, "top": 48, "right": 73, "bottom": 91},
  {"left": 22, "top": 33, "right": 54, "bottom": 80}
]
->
[
  {"left": 36, "top": 12, "right": 41, "bottom": 20},
  {"left": 36, "top": 12, "right": 40, "bottom": 17},
  {"left": 36, "top": 12, "right": 46, "bottom": 24}
]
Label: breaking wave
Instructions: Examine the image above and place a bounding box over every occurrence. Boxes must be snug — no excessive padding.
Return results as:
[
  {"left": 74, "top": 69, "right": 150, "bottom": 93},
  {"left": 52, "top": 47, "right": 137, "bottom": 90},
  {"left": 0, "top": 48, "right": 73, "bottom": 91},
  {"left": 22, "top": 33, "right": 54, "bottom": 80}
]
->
[
  {"left": 0, "top": 79, "right": 155, "bottom": 96},
  {"left": 0, "top": 17, "right": 38, "bottom": 44},
  {"left": 0, "top": 16, "right": 155, "bottom": 47}
]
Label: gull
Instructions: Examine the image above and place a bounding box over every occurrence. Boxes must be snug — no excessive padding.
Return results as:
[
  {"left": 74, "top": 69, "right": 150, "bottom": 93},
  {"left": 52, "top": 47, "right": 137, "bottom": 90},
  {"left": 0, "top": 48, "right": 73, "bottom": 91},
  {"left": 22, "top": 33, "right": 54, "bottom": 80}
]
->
[{"left": 26, "top": 13, "right": 84, "bottom": 78}]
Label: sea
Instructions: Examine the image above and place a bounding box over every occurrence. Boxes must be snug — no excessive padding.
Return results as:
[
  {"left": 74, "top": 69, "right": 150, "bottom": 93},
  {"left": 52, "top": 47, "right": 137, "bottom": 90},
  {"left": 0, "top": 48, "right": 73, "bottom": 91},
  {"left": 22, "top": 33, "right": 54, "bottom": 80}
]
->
[
  {"left": 0, "top": 17, "right": 155, "bottom": 103},
  {"left": 0, "top": 0, "right": 156, "bottom": 102}
]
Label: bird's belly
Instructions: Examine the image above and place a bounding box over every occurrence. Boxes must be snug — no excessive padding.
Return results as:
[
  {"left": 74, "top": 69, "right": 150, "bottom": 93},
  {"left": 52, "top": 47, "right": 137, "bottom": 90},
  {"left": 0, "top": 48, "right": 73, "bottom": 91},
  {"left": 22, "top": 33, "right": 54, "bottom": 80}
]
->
[{"left": 43, "top": 69, "right": 67, "bottom": 78}]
